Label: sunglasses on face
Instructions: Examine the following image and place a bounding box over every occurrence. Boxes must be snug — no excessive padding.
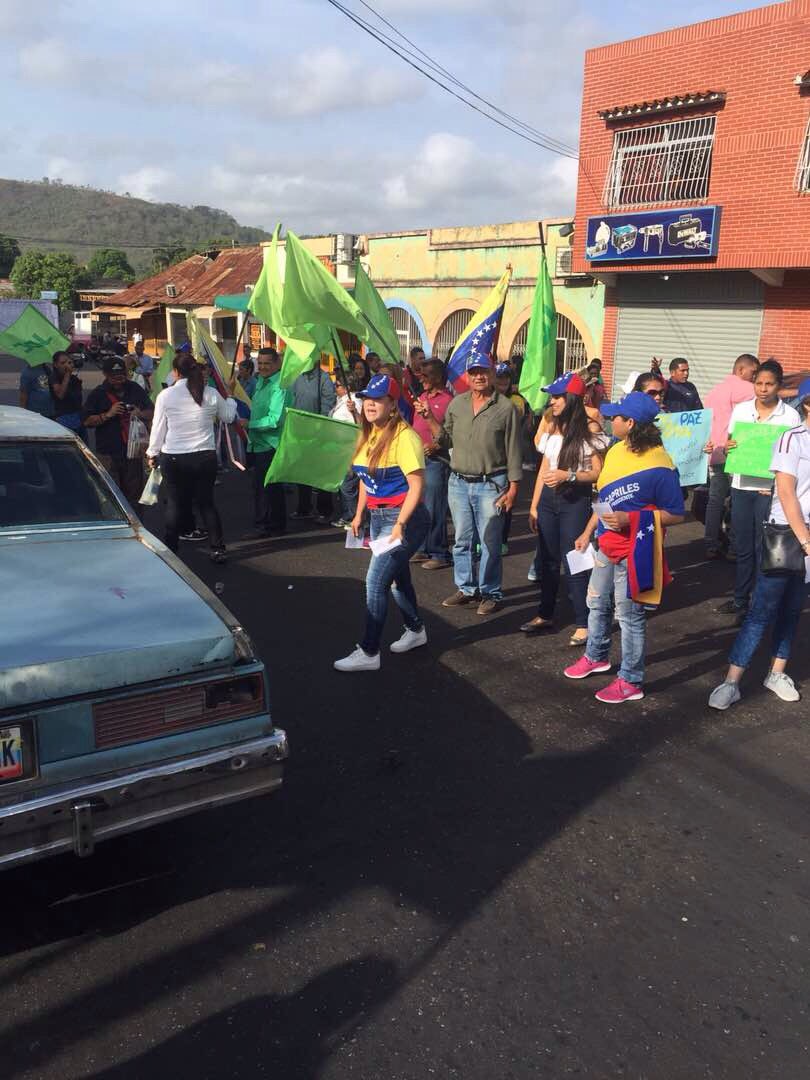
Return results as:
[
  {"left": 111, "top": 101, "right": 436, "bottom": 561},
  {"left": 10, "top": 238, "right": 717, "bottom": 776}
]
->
[{"left": 646, "top": 389, "right": 664, "bottom": 398}]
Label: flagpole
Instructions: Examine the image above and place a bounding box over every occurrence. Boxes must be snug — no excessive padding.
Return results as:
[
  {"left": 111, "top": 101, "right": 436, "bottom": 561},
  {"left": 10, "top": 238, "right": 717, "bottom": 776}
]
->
[
  {"left": 490, "top": 264, "right": 512, "bottom": 362},
  {"left": 358, "top": 311, "right": 400, "bottom": 366},
  {"left": 229, "top": 314, "right": 249, "bottom": 378}
]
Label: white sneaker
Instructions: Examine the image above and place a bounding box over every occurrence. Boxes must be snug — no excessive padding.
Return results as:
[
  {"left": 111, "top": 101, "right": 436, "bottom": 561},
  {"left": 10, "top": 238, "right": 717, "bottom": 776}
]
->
[
  {"left": 390, "top": 627, "right": 428, "bottom": 654},
  {"left": 764, "top": 672, "right": 800, "bottom": 702},
  {"left": 334, "top": 646, "right": 380, "bottom": 672}
]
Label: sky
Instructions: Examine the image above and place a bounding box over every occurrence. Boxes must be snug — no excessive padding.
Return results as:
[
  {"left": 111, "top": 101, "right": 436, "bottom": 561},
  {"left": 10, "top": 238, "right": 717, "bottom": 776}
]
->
[{"left": 0, "top": 0, "right": 752, "bottom": 238}]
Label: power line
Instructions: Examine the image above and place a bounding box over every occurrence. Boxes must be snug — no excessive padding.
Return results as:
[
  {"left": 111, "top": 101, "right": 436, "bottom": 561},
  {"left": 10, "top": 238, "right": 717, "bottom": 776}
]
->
[
  {"left": 324, "top": 0, "right": 579, "bottom": 159},
  {"left": 351, "top": 0, "right": 578, "bottom": 156}
]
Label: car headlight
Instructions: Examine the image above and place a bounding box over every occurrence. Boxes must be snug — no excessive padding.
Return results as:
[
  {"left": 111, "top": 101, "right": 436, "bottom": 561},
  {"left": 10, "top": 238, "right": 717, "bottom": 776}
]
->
[{"left": 232, "top": 625, "right": 257, "bottom": 663}]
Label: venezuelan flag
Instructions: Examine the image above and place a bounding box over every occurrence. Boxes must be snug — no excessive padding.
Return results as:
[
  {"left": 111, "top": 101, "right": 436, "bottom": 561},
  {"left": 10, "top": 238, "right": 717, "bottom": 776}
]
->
[
  {"left": 445, "top": 268, "right": 511, "bottom": 391},
  {"left": 626, "top": 509, "right": 671, "bottom": 605}
]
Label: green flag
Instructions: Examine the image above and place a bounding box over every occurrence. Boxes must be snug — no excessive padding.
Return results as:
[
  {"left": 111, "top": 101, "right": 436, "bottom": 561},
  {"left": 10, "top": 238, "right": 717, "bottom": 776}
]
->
[
  {"left": 265, "top": 408, "right": 357, "bottom": 492},
  {"left": 0, "top": 304, "right": 70, "bottom": 367},
  {"left": 249, "top": 226, "right": 323, "bottom": 389},
  {"left": 351, "top": 260, "right": 400, "bottom": 364},
  {"left": 518, "top": 249, "right": 558, "bottom": 413},
  {"left": 150, "top": 343, "right": 175, "bottom": 402},
  {"left": 282, "top": 231, "right": 368, "bottom": 341}
]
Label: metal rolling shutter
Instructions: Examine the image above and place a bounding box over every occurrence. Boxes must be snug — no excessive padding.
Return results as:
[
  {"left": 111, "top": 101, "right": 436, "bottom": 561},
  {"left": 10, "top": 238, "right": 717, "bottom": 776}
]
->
[{"left": 612, "top": 272, "right": 763, "bottom": 400}]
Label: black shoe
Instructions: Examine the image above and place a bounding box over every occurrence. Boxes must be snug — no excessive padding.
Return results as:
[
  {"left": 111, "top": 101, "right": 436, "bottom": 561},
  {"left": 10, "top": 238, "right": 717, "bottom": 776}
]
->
[
  {"left": 291, "top": 510, "right": 312, "bottom": 520},
  {"left": 210, "top": 546, "right": 227, "bottom": 565},
  {"left": 240, "top": 528, "right": 270, "bottom": 540},
  {"left": 715, "top": 599, "right": 745, "bottom": 616},
  {"left": 180, "top": 529, "right": 209, "bottom": 542}
]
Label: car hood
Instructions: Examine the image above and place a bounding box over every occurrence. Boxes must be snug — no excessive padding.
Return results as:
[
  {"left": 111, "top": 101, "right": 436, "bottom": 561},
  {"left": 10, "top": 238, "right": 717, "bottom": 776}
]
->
[{"left": 0, "top": 528, "right": 234, "bottom": 709}]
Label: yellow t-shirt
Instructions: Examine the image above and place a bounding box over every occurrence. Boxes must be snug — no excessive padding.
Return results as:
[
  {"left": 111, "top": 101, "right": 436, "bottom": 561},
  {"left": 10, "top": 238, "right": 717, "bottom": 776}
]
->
[{"left": 353, "top": 424, "right": 425, "bottom": 506}]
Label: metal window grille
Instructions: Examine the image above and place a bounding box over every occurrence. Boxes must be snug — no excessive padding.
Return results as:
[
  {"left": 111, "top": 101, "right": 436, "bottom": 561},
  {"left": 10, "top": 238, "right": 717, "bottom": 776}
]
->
[
  {"left": 555, "top": 248, "right": 573, "bottom": 276},
  {"left": 795, "top": 114, "right": 810, "bottom": 193},
  {"left": 510, "top": 314, "right": 587, "bottom": 374},
  {"left": 603, "top": 115, "right": 716, "bottom": 208},
  {"left": 434, "top": 309, "right": 475, "bottom": 361},
  {"left": 387, "top": 306, "right": 424, "bottom": 363}
]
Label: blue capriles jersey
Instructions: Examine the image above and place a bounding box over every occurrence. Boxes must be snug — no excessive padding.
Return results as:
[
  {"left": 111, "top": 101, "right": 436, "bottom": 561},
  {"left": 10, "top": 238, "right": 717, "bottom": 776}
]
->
[{"left": 597, "top": 441, "right": 684, "bottom": 533}]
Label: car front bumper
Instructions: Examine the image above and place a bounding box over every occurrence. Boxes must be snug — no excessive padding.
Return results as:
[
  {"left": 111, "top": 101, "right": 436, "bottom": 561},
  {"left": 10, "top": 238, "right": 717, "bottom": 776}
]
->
[{"left": 0, "top": 731, "right": 288, "bottom": 870}]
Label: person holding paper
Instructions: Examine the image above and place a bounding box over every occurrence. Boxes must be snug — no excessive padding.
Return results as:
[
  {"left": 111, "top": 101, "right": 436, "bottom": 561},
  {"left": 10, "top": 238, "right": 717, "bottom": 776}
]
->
[
  {"left": 563, "top": 392, "right": 685, "bottom": 704},
  {"left": 709, "top": 380, "right": 810, "bottom": 709},
  {"left": 711, "top": 360, "right": 799, "bottom": 621},
  {"left": 334, "top": 374, "right": 430, "bottom": 673},
  {"left": 522, "top": 371, "right": 608, "bottom": 646}
]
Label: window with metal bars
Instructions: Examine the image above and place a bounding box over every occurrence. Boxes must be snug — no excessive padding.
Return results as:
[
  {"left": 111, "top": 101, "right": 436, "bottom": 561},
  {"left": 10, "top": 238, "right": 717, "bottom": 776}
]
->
[
  {"left": 795, "top": 114, "right": 810, "bottom": 193},
  {"left": 434, "top": 309, "right": 475, "bottom": 361},
  {"left": 510, "top": 314, "right": 587, "bottom": 375},
  {"left": 387, "top": 306, "right": 424, "bottom": 363},
  {"left": 603, "top": 116, "right": 716, "bottom": 208}
]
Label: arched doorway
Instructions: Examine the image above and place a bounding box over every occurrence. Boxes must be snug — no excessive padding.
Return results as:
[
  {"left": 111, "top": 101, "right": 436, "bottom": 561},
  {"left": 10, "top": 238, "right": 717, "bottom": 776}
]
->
[
  {"left": 387, "top": 306, "right": 424, "bottom": 363},
  {"left": 433, "top": 309, "right": 475, "bottom": 361},
  {"left": 509, "top": 313, "right": 588, "bottom": 375}
]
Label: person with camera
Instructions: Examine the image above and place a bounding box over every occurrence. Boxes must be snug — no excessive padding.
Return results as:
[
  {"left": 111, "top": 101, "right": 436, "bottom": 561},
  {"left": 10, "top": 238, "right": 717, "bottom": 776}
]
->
[
  {"left": 82, "top": 355, "right": 153, "bottom": 505},
  {"left": 709, "top": 378, "right": 810, "bottom": 709}
]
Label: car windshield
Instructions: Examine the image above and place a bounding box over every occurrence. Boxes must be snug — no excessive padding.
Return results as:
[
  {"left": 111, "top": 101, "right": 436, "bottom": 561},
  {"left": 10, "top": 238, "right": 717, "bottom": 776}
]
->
[{"left": 0, "top": 440, "right": 128, "bottom": 529}]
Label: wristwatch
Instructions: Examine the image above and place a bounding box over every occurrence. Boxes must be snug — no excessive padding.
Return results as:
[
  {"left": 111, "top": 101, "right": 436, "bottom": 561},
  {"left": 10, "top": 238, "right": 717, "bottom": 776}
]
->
[{"left": 567, "top": 470, "right": 577, "bottom": 483}]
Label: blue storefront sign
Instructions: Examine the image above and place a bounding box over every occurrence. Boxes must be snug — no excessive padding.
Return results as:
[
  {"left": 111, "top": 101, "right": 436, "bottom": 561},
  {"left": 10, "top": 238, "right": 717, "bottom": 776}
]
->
[{"left": 585, "top": 205, "right": 720, "bottom": 263}]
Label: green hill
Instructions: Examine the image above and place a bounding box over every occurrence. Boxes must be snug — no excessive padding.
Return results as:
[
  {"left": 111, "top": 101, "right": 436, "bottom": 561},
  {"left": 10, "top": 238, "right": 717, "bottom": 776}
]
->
[{"left": 0, "top": 178, "right": 271, "bottom": 273}]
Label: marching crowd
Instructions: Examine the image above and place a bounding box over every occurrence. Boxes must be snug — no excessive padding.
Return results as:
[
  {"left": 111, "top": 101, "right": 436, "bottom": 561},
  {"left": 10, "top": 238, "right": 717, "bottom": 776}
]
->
[{"left": 18, "top": 339, "right": 810, "bottom": 711}]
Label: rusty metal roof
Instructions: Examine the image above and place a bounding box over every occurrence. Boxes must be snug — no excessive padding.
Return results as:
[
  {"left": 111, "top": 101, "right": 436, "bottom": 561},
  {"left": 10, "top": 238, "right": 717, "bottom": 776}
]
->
[
  {"left": 180, "top": 248, "right": 264, "bottom": 306},
  {"left": 102, "top": 248, "right": 264, "bottom": 310}
]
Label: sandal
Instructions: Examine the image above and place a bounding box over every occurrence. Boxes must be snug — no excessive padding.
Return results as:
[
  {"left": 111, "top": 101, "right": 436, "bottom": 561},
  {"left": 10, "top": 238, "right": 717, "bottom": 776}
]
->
[
  {"left": 520, "top": 617, "right": 554, "bottom": 634},
  {"left": 568, "top": 631, "right": 589, "bottom": 646}
]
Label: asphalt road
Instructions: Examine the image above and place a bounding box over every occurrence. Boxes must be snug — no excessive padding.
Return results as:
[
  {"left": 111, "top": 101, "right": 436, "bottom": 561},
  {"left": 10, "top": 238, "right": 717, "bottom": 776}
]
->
[{"left": 2, "top": 353, "right": 810, "bottom": 1079}]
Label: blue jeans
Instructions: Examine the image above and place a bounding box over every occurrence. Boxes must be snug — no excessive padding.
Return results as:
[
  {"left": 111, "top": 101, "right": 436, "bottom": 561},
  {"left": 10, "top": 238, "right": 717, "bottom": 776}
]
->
[
  {"left": 447, "top": 472, "right": 508, "bottom": 599},
  {"left": 419, "top": 457, "right": 451, "bottom": 562},
  {"left": 360, "top": 504, "right": 430, "bottom": 655},
  {"left": 537, "top": 485, "right": 593, "bottom": 628},
  {"left": 584, "top": 552, "right": 647, "bottom": 685},
  {"left": 731, "top": 488, "right": 772, "bottom": 607},
  {"left": 729, "top": 571, "right": 808, "bottom": 669}
]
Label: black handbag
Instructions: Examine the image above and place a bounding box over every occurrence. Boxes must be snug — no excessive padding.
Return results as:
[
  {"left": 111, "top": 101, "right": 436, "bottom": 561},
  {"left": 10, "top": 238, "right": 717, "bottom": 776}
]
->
[{"left": 760, "top": 521, "right": 806, "bottom": 575}]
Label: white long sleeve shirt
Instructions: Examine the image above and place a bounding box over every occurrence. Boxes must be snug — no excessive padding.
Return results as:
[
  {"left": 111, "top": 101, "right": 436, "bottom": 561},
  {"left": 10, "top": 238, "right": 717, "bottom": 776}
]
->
[{"left": 147, "top": 378, "right": 237, "bottom": 456}]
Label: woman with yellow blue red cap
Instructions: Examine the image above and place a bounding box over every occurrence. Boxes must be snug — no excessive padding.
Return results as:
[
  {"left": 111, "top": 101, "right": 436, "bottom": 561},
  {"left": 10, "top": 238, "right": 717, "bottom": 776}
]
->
[
  {"left": 334, "top": 373, "right": 430, "bottom": 672},
  {"left": 523, "top": 370, "right": 608, "bottom": 645}
]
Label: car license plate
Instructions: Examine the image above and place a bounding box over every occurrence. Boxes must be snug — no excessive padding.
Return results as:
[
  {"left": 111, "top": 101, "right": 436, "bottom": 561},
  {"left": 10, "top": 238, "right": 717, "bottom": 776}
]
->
[{"left": 0, "top": 727, "right": 25, "bottom": 782}]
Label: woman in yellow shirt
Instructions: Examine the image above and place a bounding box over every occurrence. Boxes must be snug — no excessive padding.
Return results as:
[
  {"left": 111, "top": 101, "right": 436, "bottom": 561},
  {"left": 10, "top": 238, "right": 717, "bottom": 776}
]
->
[{"left": 334, "top": 374, "right": 430, "bottom": 672}]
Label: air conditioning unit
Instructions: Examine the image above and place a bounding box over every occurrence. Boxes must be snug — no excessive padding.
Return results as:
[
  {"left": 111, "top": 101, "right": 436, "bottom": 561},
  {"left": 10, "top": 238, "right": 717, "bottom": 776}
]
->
[
  {"left": 165, "top": 284, "right": 177, "bottom": 298},
  {"left": 555, "top": 249, "right": 573, "bottom": 276},
  {"left": 244, "top": 283, "right": 255, "bottom": 292}
]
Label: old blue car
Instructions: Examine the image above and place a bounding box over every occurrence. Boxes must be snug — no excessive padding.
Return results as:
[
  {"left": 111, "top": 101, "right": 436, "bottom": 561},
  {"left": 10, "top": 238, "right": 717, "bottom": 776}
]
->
[{"left": 0, "top": 406, "right": 288, "bottom": 869}]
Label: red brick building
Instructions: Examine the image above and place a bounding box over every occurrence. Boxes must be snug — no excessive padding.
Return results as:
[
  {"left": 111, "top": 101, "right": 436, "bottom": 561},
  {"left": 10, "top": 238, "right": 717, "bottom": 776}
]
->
[{"left": 573, "top": 0, "right": 810, "bottom": 396}]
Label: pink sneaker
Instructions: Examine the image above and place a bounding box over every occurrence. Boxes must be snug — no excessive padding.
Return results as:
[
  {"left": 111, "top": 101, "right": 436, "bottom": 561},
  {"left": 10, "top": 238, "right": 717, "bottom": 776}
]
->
[
  {"left": 594, "top": 677, "right": 644, "bottom": 704},
  {"left": 564, "top": 656, "right": 612, "bottom": 680}
]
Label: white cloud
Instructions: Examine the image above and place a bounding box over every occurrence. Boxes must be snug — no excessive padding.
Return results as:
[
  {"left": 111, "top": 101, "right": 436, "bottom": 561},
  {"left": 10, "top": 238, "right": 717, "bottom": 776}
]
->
[
  {"left": 117, "top": 166, "right": 175, "bottom": 202},
  {"left": 18, "top": 38, "right": 72, "bottom": 82},
  {"left": 46, "top": 156, "right": 89, "bottom": 186},
  {"left": 154, "top": 46, "right": 421, "bottom": 118}
]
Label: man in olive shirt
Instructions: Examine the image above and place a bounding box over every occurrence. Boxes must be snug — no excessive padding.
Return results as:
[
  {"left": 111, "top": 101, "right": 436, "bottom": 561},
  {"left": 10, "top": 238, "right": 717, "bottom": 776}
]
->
[
  {"left": 440, "top": 356, "right": 522, "bottom": 615},
  {"left": 244, "top": 347, "right": 291, "bottom": 538}
]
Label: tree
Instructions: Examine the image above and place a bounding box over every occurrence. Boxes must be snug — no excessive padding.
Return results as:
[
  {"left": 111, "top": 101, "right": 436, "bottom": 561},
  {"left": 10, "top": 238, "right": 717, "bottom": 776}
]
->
[
  {"left": 87, "top": 247, "right": 135, "bottom": 282},
  {"left": 10, "top": 249, "right": 82, "bottom": 308},
  {"left": 0, "top": 234, "right": 21, "bottom": 277}
]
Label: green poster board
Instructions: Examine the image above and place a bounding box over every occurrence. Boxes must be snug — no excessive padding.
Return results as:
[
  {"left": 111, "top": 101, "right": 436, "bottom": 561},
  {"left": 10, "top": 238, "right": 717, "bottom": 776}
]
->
[{"left": 724, "top": 422, "right": 791, "bottom": 480}]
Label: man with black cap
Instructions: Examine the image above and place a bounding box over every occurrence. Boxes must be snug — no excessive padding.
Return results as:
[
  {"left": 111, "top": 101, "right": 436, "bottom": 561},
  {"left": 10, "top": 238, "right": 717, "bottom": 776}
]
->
[
  {"left": 439, "top": 354, "right": 523, "bottom": 615},
  {"left": 83, "top": 354, "right": 153, "bottom": 505}
]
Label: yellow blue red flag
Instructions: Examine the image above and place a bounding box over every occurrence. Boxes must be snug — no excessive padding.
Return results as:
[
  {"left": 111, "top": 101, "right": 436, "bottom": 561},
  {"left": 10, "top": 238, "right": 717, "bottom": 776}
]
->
[{"left": 445, "top": 268, "right": 511, "bottom": 390}]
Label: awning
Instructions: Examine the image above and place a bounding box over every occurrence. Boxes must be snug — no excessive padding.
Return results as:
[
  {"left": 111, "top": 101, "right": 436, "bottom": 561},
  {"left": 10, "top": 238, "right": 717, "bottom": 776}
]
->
[
  {"left": 92, "top": 305, "right": 159, "bottom": 318},
  {"left": 214, "top": 292, "right": 251, "bottom": 313}
]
